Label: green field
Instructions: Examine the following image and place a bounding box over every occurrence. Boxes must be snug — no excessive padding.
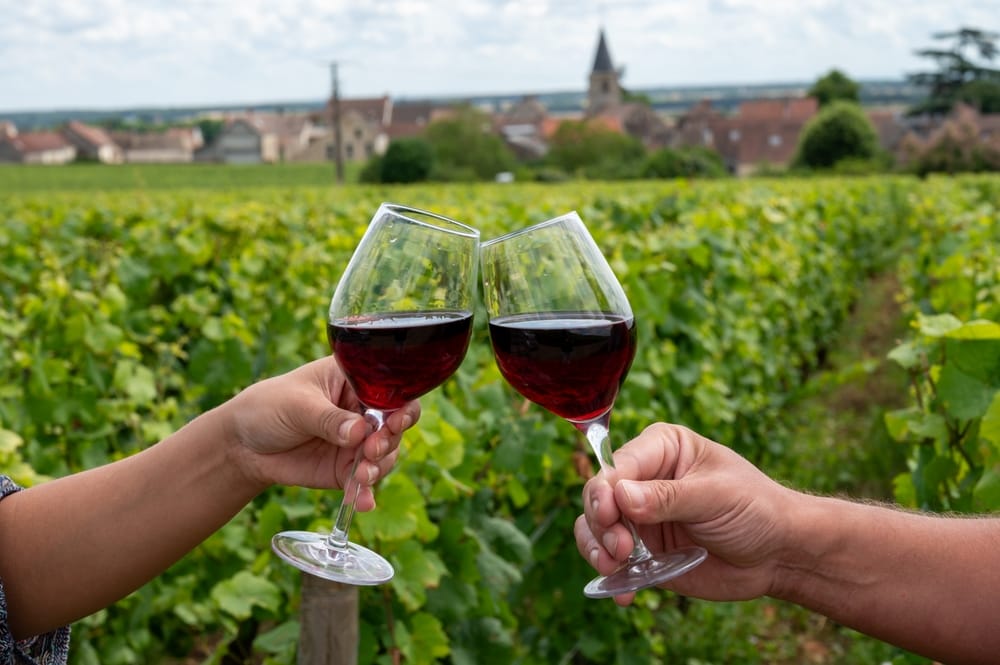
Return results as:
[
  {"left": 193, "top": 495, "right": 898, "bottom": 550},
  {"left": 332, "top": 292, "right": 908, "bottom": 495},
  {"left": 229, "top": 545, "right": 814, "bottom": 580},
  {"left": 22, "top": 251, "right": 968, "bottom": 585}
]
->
[
  {"left": 1, "top": 166, "right": 998, "bottom": 664},
  {"left": 0, "top": 162, "right": 364, "bottom": 193}
]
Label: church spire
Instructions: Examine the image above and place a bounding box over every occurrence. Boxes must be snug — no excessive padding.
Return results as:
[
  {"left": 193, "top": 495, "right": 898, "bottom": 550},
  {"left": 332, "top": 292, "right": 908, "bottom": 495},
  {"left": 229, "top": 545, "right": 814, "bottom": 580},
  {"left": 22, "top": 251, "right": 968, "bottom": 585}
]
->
[
  {"left": 591, "top": 28, "right": 615, "bottom": 74},
  {"left": 587, "top": 28, "right": 622, "bottom": 115}
]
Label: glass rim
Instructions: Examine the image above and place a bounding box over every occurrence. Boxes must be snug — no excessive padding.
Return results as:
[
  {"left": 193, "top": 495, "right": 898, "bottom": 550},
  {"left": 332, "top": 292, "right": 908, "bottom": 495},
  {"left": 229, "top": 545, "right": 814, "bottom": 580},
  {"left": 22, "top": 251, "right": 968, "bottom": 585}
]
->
[
  {"left": 379, "top": 202, "right": 480, "bottom": 239},
  {"left": 480, "top": 210, "right": 582, "bottom": 248}
]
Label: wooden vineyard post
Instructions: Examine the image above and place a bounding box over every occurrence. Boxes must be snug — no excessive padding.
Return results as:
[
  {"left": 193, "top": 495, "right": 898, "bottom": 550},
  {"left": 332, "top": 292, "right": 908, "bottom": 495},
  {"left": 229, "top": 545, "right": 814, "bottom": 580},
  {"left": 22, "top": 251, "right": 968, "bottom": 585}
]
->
[{"left": 298, "top": 573, "right": 359, "bottom": 665}]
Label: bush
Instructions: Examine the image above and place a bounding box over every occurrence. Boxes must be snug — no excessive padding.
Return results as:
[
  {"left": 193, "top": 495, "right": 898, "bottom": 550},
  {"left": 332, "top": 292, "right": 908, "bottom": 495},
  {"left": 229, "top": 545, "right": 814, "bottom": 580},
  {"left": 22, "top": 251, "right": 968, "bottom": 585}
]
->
[
  {"left": 379, "top": 138, "right": 434, "bottom": 183},
  {"left": 546, "top": 120, "right": 646, "bottom": 178},
  {"left": 908, "top": 115, "right": 1000, "bottom": 176},
  {"left": 793, "top": 101, "right": 879, "bottom": 170},
  {"left": 424, "top": 106, "right": 517, "bottom": 181},
  {"left": 642, "top": 146, "right": 728, "bottom": 178},
  {"left": 358, "top": 155, "right": 383, "bottom": 183}
]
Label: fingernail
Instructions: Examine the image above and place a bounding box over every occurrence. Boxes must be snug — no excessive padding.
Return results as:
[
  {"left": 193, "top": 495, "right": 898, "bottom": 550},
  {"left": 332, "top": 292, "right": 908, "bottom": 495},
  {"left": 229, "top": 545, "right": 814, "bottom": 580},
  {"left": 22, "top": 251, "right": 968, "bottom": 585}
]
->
[
  {"left": 620, "top": 480, "right": 643, "bottom": 509},
  {"left": 339, "top": 418, "right": 358, "bottom": 441},
  {"left": 591, "top": 497, "right": 599, "bottom": 513},
  {"left": 400, "top": 414, "right": 414, "bottom": 431},
  {"left": 367, "top": 464, "right": 378, "bottom": 484},
  {"left": 589, "top": 547, "right": 600, "bottom": 569},
  {"left": 602, "top": 531, "right": 618, "bottom": 555}
]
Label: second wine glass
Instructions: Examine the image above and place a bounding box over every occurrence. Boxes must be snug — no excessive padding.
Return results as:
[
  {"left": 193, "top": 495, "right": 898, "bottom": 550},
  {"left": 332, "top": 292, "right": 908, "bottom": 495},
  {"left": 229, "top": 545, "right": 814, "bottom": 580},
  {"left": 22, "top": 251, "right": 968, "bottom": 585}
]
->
[
  {"left": 480, "top": 211, "right": 707, "bottom": 598},
  {"left": 271, "top": 202, "right": 479, "bottom": 585}
]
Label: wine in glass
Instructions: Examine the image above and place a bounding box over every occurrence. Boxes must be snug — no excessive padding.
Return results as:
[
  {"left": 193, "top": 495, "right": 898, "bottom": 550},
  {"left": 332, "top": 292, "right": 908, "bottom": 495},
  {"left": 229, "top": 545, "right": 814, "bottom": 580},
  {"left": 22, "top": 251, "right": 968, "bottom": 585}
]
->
[
  {"left": 480, "top": 211, "right": 707, "bottom": 598},
  {"left": 272, "top": 203, "right": 479, "bottom": 585}
]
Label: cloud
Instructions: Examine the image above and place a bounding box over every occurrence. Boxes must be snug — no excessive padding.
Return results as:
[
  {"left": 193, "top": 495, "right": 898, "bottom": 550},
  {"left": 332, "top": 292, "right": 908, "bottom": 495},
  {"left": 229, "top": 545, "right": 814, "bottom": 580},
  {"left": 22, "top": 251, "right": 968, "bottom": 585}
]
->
[{"left": 0, "top": 0, "right": 996, "bottom": 111}]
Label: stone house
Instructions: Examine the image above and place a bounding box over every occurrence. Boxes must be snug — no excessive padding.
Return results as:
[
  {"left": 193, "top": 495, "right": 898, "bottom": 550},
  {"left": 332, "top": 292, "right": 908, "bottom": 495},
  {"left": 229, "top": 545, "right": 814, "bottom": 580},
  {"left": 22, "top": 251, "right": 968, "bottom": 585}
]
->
[
  {"left": 204, "top": 112, "right": 322, "bottom": 163},
  {"left": 0, "top": 130, "right": 76, "bottom": 164},
  {"left": 672, "top": 97, "right": 819, "bottom": 175},
  {"left": 63, "top": 121, "right": 123, "bottom": 164},
  {"left": 302, "top": 96, "right": 393, "bottom": 163},
  {"left": 110, "top": 131, "right": 193, "bottom": 163}
]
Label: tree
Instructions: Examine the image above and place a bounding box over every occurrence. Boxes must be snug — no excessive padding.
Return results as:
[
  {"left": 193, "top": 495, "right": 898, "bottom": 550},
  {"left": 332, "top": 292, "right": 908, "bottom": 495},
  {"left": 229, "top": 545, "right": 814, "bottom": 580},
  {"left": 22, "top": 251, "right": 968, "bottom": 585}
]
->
[
  {"left": 956, "top": 78, "right": 1000, "bottom": 113},
  {"left": 908, "top": 114, "right": 1000, "bottom": 175},
  {"left": 423, "top": 105, "right": 516, "bottom": 181},
  {"left": 809, "top": 69, "right": 861, "bottom": 107},
  {"left": 377, "top": 138, "right": 434, "bottom": 183},
  {"left": 546, "top": 119, "right": 645, "bottom": 178},
  {"left": 793, "top": 100, "right": 879, "bottom": 169},
  {"left": 908, "top": 27, "right": 1000, "bottom": 116}
]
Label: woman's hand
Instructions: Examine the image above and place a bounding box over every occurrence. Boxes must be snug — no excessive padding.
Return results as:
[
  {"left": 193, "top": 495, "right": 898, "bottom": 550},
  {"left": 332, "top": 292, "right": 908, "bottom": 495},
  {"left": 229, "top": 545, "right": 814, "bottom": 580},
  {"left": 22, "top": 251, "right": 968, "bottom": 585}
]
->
[{"left": 223, "top": 355, "right": 420, "bottom": 509}]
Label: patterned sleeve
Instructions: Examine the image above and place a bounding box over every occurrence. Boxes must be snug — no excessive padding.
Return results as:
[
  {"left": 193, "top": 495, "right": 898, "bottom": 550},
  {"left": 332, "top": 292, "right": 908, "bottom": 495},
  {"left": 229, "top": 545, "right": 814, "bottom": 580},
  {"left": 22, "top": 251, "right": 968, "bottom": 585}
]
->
[{"left": 0, "top": 476, "right": 71, "bottom": 665}]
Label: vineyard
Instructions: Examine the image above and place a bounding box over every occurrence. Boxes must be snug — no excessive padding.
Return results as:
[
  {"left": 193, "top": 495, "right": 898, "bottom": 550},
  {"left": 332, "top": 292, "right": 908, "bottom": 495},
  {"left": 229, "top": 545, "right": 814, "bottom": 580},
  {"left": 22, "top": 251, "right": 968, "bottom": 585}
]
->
[{"left": 0, "top": 169, "right": 998, "bottom": 664}]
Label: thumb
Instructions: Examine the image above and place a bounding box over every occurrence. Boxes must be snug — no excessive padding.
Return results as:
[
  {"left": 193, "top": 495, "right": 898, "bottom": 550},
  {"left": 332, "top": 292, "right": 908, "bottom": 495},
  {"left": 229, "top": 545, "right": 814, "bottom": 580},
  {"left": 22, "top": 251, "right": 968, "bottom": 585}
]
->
[{"left": 616, "top": 478, "right": 709, "bottom": 525}]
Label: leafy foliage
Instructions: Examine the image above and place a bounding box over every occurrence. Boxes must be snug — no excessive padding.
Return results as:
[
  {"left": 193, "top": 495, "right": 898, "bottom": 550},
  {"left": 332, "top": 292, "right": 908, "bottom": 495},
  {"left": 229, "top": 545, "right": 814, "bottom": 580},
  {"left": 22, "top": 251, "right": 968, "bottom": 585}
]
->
[
  {"left": 378, "top": 138, "right": 435, "bottom": 183},
  {"left": 907, "top": 27, "right": 1000, "bottom": 116},
  {"left": 888, "top": 176, "right": 1000, "bottom": 512},
  {"left": 0, "top": 175, "right": 994, "bottom": 663},
  {"left": 808, "top": 69, "right": 861, "bottom": 107},
  {"left": 424, "top": 106, "right": 517, "bottom": 181},
  {"left": 793, "top": 101, "right": 879, "bottom": 169},
  {"left": 904, "top": 112, "right": 1000, "bottom": 176},
  {"left": 545, "top": 119, "right": 645, "bottom": 179},
  {"left": 641, "top": 146, "right": 727, "bottom": 178}
]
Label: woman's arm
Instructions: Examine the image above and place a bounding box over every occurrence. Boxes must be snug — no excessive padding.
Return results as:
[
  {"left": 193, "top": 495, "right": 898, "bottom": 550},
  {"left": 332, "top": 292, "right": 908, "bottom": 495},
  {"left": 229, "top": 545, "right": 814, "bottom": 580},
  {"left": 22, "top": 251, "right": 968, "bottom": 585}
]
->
[{"left": 0, "top": 356, "right": 418, "bottom": 639}]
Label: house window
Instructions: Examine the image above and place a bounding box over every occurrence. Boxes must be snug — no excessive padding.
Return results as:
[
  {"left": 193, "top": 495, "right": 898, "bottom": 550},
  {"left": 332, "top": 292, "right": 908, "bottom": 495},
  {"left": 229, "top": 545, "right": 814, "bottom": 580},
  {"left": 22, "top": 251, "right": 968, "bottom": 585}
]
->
[
  {"left": 345, "top": 144, "right": 354, "bottom": 159},
  {"left": 365, "top": 143, "right": 374, "bottom": 156},
  {"left": 602, "top": 81, "right": 610, "bottom": 94},
  {"left": 729, "top": 129, "right": 741, "bottom": 142},
  {"left": 354, "top": 128, "right": 363, "bottom": 140},
  {"left": 702, "top": 128, "right": 714, "bottom": 145},
  {"left": 768, "top": 134, "right": 782, "bottom": 147}
]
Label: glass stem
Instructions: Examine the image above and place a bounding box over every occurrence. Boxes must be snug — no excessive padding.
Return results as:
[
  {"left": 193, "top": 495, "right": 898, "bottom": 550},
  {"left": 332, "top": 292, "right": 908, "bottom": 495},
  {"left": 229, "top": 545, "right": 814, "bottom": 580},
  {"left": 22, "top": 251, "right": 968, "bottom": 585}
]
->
[
  {"left": 580, "top": 413, "right": 652, "bottom": 563},
  {"left": 326, "top": 408, "right": 386, "bottom": 550}
]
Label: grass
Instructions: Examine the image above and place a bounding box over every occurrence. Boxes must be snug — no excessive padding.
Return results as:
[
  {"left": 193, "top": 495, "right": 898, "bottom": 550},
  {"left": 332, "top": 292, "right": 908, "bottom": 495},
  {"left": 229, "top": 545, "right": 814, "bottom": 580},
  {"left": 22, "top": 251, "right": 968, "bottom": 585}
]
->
[{"left": 0, "top": 161, "right": 364, "bottom": 193}]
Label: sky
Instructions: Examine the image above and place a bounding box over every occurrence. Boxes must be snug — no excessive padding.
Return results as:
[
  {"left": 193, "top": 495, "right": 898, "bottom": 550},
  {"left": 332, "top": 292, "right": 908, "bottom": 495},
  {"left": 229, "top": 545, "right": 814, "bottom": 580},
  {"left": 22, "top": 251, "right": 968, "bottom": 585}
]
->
[{"left": 0, "top": 0, "right": 997, "bottom": 113}]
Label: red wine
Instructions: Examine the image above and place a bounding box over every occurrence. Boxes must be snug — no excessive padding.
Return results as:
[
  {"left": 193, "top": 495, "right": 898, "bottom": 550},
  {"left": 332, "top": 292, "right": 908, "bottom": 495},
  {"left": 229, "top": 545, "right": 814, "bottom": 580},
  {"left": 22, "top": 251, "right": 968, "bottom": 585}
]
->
[
  {"left": 329, "top": 310, "right": 473, "bottom": 410},
  {"left": 488, "top": 312, "right": 636, "bottom": 422}
]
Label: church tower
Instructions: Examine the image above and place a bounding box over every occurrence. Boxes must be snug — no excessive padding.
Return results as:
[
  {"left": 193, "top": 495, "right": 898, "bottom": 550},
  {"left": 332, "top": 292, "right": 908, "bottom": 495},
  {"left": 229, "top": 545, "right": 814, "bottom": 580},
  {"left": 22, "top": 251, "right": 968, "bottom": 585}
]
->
[{"left": 587, "top": 29, "right": 622, "bottom": 115}]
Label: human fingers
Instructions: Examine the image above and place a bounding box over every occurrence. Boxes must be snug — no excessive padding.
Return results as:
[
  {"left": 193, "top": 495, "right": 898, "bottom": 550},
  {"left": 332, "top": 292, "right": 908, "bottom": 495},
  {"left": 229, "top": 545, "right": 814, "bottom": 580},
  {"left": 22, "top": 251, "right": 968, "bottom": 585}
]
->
[
  {"left": 361, "top": 401, "right": 420, "bottom": 461},
  {"left": 355, "top": 447, "right": 401, "bottom": 486},
  {"left": 614, "top": 435, "right": 759, "bottom": 527},
  {"left": 582, "top": 476, "right": 638, "bottom": 562},
  {"left": 573, "top": 514, "right": 637, "bottom": 607},
  {"left": 385, "top": 401, "right": 421, "bottom": 435},
  {"left": 574, "top": 514, "right": 629, "bottom": 577}
]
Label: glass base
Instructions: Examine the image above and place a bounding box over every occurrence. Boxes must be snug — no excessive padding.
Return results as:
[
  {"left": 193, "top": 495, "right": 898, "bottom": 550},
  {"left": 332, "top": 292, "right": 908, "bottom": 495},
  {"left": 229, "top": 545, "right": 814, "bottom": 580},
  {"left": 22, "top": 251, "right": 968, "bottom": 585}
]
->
[
  {"left": 271, "top": 530, "right": 394, "bottom": 585},
  {"left": 583, "top": 546, "right": 707, "bottom": 598}
]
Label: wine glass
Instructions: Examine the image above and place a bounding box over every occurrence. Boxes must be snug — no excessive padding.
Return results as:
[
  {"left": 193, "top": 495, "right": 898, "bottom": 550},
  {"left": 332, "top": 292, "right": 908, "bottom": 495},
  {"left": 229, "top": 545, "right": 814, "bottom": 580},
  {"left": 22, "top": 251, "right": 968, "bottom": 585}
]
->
[
  {"left": 480, "top": 211, "right": 707, "bottom": 598},
  {"left": 272, "top": 202, "right": 479, "bottom": 585}
]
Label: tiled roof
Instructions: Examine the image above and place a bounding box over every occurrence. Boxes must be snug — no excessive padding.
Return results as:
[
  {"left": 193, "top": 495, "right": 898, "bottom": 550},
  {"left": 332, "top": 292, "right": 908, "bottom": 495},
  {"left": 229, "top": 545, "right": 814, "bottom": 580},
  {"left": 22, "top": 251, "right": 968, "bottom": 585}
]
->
[
  {"left": 7, "top": 131, "right": 72, "bottom": 153},
  {"left": 324, "top": 96, "right": 392, "bottom": 126},
  {"left": 738, "top": 98, "right": 818, "bottom": 122},
  {"left": 65, "top": 120, "right": 115, "bottom": 147}
]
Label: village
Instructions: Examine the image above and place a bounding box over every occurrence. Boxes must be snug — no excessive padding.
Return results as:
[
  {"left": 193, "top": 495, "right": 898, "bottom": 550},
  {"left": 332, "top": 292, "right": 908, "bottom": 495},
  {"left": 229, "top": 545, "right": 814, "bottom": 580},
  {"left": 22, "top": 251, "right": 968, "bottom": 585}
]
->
[{"left": 1, "top": 30, "right": 998, "bottom": 176}]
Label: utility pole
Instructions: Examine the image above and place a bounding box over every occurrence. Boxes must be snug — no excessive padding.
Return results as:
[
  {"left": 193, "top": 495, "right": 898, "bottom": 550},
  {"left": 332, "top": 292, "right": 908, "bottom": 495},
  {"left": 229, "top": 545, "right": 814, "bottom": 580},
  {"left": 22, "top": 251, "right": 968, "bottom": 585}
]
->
[{"left": 330, "top": 61, "right": 345, "bottom": 184}]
